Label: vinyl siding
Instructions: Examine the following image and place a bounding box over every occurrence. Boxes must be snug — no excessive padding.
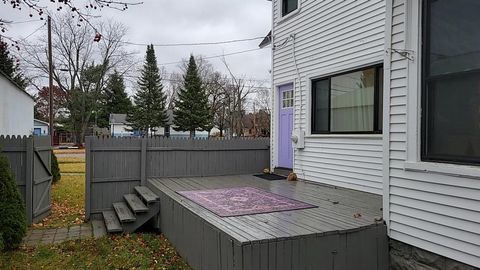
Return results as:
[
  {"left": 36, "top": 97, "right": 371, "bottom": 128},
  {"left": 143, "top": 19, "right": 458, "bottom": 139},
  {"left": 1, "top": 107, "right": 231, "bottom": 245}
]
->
[
  {"left": 0, "top": 75, "right": 34, "bottom": 136},
  {"left": 271, "top": 0, "right": 386, "bottom": 194},
  {"left": 384, "top": 0, "right": 480, "bottom": 267}
]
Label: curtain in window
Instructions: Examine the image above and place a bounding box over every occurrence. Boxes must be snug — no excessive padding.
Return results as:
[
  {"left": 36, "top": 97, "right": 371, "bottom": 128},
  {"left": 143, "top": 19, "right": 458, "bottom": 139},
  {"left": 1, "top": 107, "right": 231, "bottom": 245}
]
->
[{"left": 330, "top": 69, "right": 375, "bottom": 132}]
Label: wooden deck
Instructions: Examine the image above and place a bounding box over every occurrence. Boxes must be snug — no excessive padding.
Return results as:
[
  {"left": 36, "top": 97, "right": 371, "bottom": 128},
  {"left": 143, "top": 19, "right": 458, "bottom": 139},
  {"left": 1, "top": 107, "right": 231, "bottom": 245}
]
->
[{"left": 147, "top": 175, "right": 388, "bottom": 270}]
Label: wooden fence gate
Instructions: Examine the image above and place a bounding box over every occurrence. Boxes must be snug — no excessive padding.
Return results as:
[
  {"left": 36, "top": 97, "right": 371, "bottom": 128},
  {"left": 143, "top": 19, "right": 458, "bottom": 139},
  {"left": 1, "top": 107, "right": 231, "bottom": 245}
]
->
[{"left": 0, "top": 136, "right": 52, "bottom": 224}]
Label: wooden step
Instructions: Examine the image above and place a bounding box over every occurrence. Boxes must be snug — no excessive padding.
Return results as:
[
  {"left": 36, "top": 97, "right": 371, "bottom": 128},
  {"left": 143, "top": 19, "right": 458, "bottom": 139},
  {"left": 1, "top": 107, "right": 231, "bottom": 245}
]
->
[
  {"left": 134, "top": 186, "right": 159, "bottom": 204},
  {"left": 92, "top": 219, "right": 107, "bottom": 238},
  {"left": 113, "top": 202, "right": 136, "bottom": 223},
  {"left": 124, "top": 194, "right": 149, "bottom": 213},
  {"left": 102, "top": 211, "right": 123, "bottom": 233}
]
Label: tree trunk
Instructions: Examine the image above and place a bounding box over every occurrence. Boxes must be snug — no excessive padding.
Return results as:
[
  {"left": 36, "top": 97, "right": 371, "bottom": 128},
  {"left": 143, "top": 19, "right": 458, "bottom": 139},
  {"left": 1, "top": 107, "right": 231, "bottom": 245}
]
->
[{"left": 190, "top": 130, "right": 195, "bottom": 138}]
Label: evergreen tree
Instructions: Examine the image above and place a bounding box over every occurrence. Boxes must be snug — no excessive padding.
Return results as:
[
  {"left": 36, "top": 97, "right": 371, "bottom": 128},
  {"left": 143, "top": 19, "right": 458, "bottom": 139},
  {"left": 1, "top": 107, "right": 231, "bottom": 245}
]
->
[
  {"left": 0, "top": 38, "right": 26, "bottom": 89},
  {"left": 128, "top": 45, "right": 168, "bottom": 135},
  {"left": 174, "top": 55, "right": 211, "bottom": 138},
  {"left": 98, "top": 71, "right": 132, "bottom": 128}
]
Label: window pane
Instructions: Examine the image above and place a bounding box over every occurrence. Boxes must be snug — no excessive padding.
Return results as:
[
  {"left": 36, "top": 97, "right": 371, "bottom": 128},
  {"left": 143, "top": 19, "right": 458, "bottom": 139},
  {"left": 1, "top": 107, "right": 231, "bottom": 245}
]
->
[
  {"left": 427, "top": 0, "right": 480, "bottom": 76},
  {"left": 330, "top": 69, "right": 375, "bottom": 132},
  {"left": 312, "top": 79, "right": 329, "bottom": 133},
  {"left": 378, "top": 67, "right": 384, "bottom": 131},
  {"left": 282, "top": 0, "right": 298, "bottom": 16},
  {"left": 424, "top": 73, "right": 480, "bottom": 163}
]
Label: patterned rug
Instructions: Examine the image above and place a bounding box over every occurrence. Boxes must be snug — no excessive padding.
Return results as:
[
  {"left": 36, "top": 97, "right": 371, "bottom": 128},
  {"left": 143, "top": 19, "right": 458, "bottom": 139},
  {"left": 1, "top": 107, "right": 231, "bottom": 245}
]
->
[{"left": 177, "top": 187, "right": 316, "bottom": 217}]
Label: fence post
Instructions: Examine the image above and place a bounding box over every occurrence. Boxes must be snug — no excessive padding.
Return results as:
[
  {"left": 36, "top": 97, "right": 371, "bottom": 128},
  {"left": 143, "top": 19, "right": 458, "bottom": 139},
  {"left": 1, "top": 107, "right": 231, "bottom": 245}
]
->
[
  {"left": 25, "top": 137, "right": 34, "bottom": 225},
  {"left": 85, "top": 137, "right": 92, "bottom": 220},
  {"left": 140, "top": 137, "right": 147, "bottom": 186}
]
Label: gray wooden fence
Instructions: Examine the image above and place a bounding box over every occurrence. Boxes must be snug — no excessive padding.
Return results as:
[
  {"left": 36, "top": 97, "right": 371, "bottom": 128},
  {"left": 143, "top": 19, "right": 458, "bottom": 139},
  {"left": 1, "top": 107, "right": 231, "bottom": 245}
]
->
[
  {"left": 0, "top": 135, "right": 52, "bottom": 225},
  {"left": 85, "top": 136, "right": 270, "bottom": 219}
]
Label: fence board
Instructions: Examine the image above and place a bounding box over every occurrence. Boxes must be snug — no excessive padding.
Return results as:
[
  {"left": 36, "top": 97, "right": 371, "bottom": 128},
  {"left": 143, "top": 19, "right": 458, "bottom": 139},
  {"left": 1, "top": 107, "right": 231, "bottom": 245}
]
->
[
  {"left": 0, "top": 135, "right": 52, "bottom": 225},
  {"left": 86, "top": 136, "right": 270, "bottom": 219}
]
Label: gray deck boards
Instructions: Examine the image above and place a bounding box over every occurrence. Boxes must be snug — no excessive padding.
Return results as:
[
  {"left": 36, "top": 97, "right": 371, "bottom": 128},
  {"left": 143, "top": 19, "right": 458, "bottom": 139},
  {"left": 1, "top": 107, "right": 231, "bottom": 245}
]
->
[
  {"left": 135, "top": 186, "right": 159, "bottom": 203},
  {"left": 102, "top": 210, "right": 122, "bottom": 233},
  {"left": 112, "top": 202, "right": 136, "bottom": 223},
  {"left": 124, "top": 194, "right": 149, "bottom": 213},
  {"left": 148, "top": 175, "right": 387, "bottom": 270},
  {"left": 149, "top": 174, "right": 383, "bottom": 243}
]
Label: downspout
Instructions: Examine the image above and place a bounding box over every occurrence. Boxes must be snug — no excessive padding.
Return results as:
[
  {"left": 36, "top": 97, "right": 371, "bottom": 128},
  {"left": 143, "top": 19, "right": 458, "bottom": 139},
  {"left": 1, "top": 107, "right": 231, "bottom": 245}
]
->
[
  {"left": 270, "top": 2, "right": 275, "bottom": 171},
  {"left": 291, "top": 33, "right": 305, "bottom": 179}
]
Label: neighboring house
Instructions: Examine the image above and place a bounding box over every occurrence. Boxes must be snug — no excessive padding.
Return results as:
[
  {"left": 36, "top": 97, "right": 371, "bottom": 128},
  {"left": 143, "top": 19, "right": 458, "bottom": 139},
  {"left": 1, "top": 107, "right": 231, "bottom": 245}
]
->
[
  {"left": 0, "top": 71, "right": 34, "bottom": 136},
  {"left": 109, "top": 114, "right": 135, "bottom": 137},
  {"left": 268, "top": 0, "right": 479, "bottom": 268},
  {"left": 33, "top": 119, "right": 49, "bottom": 136},
  {"left": 109, "top": 111, "right": 210, "bottom": 138}
]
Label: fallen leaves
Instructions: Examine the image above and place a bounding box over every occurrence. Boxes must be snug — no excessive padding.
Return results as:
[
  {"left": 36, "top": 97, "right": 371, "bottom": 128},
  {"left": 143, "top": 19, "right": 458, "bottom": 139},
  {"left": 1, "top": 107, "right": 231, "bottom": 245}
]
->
[{"left": 2, "top": 233, "right": 191, "bottom": 269}]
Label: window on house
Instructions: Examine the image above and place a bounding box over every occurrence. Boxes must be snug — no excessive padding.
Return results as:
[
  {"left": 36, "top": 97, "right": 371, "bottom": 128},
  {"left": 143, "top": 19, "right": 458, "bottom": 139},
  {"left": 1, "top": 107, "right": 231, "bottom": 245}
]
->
[
  {"left": 282, "top": 0, "right": 298, "bottom": 17},
  {"left": 422, "top": 0, "right": 480, "bottom": 165},
  {"left": 282, "top": 90, "right": 294, "bottom": 108},
  {"left": 311, "top": 65, "right": 383, "bottom": 134}
]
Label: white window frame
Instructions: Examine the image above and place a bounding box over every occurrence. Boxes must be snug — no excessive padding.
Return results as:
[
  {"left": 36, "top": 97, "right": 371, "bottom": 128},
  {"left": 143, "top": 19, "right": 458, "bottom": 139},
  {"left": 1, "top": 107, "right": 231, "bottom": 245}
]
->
[
  {"left": 281, "top": 89, "right": 294, "bottom": 108},
  {"left": 403, "top": 0, "right": 480, "bottom": 178},
  {"left": 305, "top": 60, "right": 384, "bottom": 139},
  {"left": 277, "top": 0, "right": 301, "bottom": 23}
]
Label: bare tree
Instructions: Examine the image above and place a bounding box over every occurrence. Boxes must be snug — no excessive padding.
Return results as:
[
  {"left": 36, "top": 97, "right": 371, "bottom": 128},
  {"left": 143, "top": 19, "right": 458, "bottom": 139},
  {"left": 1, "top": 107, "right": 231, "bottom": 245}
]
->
[
  {"left": 22, "top": 14, "right": 134, "bottom": 145},
  {"left": 220, "top": 57, "right": 259, "bottom": 137},
  {"left": 250, "top": 85, "right": 271, "bottom": 136}
]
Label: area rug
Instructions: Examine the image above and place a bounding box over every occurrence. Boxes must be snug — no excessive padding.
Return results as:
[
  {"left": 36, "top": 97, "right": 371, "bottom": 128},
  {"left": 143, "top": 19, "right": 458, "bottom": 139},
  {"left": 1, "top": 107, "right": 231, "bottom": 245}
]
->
[
  {"left": 253, "top": 173, "right": 286, "bottom": 181},
  {"left": 177, "top": 187, "right": 316, "bottom": 217}
]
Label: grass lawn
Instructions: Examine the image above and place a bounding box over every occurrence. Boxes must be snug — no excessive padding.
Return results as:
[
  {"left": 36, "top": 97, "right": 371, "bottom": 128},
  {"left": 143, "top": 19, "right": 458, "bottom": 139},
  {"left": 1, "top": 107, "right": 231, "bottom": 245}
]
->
[
  {"left": 0, "top": 234, "right": 191, "bottom": 270},
  {"left": 58, "top": 163, "right": 86, "bottom": 174},
  {"left": 33, "top": 155, "right": 86, "bottom": 228},
  {"left": 53, "top": 149, "right": 85, "bottom": 155}
]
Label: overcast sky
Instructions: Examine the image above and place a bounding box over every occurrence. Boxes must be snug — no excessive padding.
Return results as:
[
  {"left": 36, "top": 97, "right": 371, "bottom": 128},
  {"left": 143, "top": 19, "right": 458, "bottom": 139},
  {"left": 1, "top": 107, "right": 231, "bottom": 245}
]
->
[{"left": 1, "top": 0, "right": 272, "bottom": 92}]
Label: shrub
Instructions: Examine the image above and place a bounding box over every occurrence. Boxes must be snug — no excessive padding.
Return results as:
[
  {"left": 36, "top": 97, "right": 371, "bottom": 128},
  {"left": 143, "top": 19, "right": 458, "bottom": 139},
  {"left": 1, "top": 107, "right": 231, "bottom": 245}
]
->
[
  {"left": 0, "top": 149, "right": 27, "bottom": 250},
  {"left": 51, "top": 152, "right": 61, "bottom": 183}
]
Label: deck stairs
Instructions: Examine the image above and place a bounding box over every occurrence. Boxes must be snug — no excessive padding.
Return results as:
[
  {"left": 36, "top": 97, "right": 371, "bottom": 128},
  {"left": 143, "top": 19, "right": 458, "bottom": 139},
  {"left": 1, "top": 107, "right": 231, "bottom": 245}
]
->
[{"left": 102, "top": 186, "right": 160, "bottom": 233}]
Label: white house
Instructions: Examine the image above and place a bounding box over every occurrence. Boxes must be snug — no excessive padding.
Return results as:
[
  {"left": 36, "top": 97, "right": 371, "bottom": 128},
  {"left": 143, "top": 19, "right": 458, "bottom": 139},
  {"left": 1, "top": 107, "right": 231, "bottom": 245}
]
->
[
  {"left": 268, "top": 0, "right": 479, "bottom": 268},
  {"left": 269, "top": 0, "right": 386, "bottom": 194},
  {"left": 0, "top": 71, "right": 34, "bottom": 136},
  {"left": 109, "top": 113, "right": 135, "bottom": 137},
  {"left": 383, "top": 0, "right": 480, "bottom": 268},
  {"left": 33, "top": 119, "right": 49, "bottom": 136}
]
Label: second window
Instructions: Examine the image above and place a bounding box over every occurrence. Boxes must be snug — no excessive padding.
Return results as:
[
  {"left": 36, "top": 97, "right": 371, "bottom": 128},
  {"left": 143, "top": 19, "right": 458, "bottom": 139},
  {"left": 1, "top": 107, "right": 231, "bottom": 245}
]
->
[{"left": 311, "top": 65, "right": 383, "bottom": 134}]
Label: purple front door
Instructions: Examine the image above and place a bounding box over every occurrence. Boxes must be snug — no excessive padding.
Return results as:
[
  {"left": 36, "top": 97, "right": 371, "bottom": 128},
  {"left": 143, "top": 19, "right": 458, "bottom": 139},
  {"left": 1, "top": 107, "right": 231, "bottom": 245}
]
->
[{"left": 278, "top": 84, "right": 294, "bottom": 169}]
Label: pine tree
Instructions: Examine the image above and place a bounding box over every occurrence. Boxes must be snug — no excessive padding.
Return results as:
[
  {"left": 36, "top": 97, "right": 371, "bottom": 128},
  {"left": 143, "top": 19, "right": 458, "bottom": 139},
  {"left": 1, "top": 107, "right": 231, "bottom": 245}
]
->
[
  {"left": 98, "top": 71, "right": 132, "bottom": 128},
  {"left": 128, "top": 45, "right": 168, "bottom": 135},
  {"left": 0, "top": 38, "right": 26, "bottom": 89},
  {"left": 174, "top": 55, "right": 211, "bottom": 138}
]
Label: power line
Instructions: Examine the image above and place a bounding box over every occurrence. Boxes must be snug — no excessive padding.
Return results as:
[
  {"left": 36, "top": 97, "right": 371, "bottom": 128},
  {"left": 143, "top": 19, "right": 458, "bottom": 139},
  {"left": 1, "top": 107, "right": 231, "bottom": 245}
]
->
[
  {"left": 7, "top": 19, "right": 43, "bottom": 25},
  {"left": 158, "top": 47, "right": 268, "bottom": 66},
  {"left": 20, "top": 22, "right": 46, "bottom": 41},
  {"left": 122, "top": 74, "right": 270, "bottom": 90},
  {"left": 119, "top": 36, "right": 265, "bottom": 47}
]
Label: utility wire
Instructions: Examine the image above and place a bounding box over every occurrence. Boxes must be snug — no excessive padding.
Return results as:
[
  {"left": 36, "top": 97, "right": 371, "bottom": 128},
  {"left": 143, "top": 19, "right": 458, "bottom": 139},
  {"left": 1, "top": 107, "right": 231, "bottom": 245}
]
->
[
  {"left": 119, "top": 36, "right": 265, "bottom": 47},
  {"left": 158, "top": 47, "right": 268, "bottom": 66},
  {"left": 20, "top": 22, "right": 46, "bottom": 41},
  {"left": 5, "top": 19, "right": 43, "bottom": 25}
]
